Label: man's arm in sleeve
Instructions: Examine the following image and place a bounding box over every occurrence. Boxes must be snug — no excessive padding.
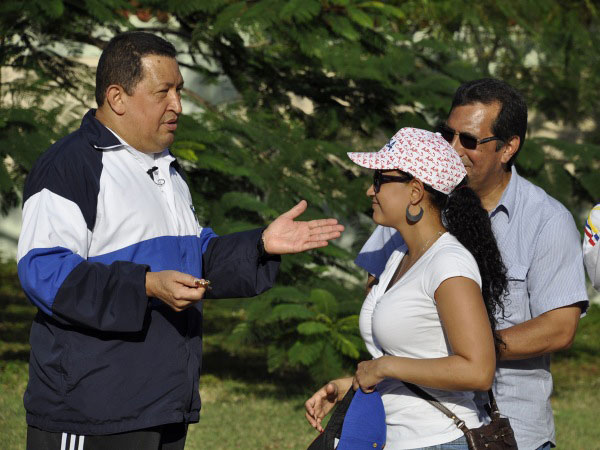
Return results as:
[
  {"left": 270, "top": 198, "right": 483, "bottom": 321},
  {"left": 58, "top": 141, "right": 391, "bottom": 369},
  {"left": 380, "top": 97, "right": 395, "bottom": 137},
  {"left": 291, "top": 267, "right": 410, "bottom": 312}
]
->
[
  {"left": 17, "top": 159, "right": 150, "bottom": 333},
  {"left": 201, "top": 228, "right": 280, "bottom": 299},
  {"left": 201, "top": 200, "right": 345, "bottom": 299},
  {"left": 583, "top": 204, "right": 600, "bottom": 290},
  {"left": 498, "top": 211, "right": 588, "bottom": 360}
]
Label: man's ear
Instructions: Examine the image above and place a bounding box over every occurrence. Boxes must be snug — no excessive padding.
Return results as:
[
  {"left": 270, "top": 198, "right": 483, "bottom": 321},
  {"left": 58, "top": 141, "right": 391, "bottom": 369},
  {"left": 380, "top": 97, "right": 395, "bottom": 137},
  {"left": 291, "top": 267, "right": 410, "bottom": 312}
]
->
[
  {"left": 500, "top": 135, "right": 520, "bottom": 164},
  {"left": 104, "top": 85, "right": 127, "bottom": 115}
]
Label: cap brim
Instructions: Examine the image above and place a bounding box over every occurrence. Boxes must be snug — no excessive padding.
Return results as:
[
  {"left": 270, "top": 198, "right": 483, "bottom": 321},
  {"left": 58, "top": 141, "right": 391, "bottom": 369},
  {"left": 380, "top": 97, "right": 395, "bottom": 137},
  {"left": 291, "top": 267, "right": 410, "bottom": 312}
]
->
[{"left": 347, "top": 151, "right": 396, "bottom": 170}]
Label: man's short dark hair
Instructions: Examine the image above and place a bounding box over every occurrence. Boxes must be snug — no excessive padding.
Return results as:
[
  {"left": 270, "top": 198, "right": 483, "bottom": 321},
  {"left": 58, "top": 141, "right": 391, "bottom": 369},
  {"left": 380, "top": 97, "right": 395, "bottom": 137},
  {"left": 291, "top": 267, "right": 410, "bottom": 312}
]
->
[
  {"left": 95, "top": 31, "right": 177, "bottom": 107},
  {"left": 451, "top": 78, "right": 528, "bottom": 169}
]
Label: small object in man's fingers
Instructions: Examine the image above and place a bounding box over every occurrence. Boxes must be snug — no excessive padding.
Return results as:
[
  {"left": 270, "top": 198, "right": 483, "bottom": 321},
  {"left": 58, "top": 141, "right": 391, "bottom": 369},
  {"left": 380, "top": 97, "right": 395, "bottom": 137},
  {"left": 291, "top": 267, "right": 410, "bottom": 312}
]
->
[{"left": 194, "top": 279, "right": 211, "bottom": 290}]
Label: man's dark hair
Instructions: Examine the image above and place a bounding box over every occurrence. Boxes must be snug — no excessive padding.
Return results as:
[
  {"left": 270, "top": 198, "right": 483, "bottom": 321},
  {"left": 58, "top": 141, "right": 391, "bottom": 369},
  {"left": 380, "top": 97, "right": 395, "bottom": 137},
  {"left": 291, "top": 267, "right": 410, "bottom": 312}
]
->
[
  {"left": 95, "top": 31, "right": 177, "bottom": 107},
  {"left": 451, "top": 78, "right": 528, "bottom": 169}
]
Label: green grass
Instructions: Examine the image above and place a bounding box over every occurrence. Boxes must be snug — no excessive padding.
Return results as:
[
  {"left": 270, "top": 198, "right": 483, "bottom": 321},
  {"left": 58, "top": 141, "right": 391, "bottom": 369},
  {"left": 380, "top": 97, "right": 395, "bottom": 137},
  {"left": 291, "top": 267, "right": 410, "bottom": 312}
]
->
[
  {"left": 0, "top": 361, "right": 319, "bottom": 449},
  {"left": 551, "top": 305, "right": 600, "bottom": 448},
  {"left": 0, "top": 262, "right": 32, "bottom": 448},
  {"left": 1, "top": 261, "right": 599, "bottom": 449},
  {"left": 188, "top": 375, "right": 316, "bottom": 449}
]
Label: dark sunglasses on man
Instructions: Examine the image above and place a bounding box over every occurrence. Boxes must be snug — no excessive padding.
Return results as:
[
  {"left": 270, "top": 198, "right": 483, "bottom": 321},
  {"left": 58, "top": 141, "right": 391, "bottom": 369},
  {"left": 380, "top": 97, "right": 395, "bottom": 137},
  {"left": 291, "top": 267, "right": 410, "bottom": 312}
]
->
[
  {"left": 435, "top": 123, "right": 504, "bottom": 151},
  {"left": 373, "top": 170, "right": 412, "bottom": 194}
]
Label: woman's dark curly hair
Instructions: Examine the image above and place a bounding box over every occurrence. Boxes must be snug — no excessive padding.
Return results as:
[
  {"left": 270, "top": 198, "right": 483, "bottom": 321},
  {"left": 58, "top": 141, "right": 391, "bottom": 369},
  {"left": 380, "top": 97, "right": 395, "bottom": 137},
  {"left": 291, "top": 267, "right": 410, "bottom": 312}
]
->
[{"left": 400, "top": 172, "right": 508, "bottom": 353}]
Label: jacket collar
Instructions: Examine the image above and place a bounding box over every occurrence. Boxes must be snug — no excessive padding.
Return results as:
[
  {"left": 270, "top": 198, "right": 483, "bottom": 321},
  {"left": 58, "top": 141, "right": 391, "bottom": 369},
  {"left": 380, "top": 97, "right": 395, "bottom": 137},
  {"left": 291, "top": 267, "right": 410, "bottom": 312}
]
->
[{"left": 81, "top": 109, "right": 122, "bottom": 150}]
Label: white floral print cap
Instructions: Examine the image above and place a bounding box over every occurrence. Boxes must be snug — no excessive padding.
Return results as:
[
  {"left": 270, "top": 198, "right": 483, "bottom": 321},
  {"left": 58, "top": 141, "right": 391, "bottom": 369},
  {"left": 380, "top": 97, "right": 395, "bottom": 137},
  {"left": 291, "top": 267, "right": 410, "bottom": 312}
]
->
[{"left": 347, "top": 127, "right": 467, "bottom": 195}]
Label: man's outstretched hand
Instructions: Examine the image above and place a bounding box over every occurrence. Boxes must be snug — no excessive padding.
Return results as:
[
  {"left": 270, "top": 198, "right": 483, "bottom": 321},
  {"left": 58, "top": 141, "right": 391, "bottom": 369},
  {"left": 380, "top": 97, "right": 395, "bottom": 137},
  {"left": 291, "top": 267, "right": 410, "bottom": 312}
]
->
[{"left": 262, "top": 200, "right": 344, "bottom": 254}]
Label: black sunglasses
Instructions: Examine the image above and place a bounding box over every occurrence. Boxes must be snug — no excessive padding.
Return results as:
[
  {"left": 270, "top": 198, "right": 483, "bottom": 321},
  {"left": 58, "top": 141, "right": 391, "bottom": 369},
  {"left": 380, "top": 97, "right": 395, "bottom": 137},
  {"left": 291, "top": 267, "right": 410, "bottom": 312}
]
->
[
  {"left": 436, "top": 124, "right": 504, "bottom": 150},
  {"left": 373, "top": 170, "right": 412, "bottom": 193}
]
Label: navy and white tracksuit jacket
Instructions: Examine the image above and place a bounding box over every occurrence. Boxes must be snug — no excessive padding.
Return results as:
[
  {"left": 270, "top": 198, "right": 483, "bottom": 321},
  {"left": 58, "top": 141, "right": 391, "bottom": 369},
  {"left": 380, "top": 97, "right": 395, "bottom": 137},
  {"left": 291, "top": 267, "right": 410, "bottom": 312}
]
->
[{"left": 17, "top": 109, "right": 280, "bottom": 435}]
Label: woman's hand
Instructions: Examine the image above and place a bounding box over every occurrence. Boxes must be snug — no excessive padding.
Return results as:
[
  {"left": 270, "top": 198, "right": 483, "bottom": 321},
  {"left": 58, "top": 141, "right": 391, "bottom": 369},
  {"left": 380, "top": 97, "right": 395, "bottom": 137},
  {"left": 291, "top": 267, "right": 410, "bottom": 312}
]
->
[
  {"left": 352, "top": 357, "right": 387, "bottom": 392},
  {"left": 305, "top": 380, "right": 348, "bottom": 432}
]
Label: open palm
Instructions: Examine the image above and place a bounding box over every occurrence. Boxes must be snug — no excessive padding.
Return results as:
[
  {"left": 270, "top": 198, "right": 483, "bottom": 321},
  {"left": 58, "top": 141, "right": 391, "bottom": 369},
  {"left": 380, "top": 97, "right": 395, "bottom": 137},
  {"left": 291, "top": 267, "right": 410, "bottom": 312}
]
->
[{"left": 262, "top": 200, "right": 344, "bottom": 254}]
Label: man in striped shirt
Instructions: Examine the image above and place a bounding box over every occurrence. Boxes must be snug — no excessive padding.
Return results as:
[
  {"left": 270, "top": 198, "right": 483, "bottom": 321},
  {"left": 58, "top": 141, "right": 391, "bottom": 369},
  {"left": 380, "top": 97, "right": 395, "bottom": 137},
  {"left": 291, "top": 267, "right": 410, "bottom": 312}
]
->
[{"left": 357, "top": 78, "right": 588, "bottom": 449}]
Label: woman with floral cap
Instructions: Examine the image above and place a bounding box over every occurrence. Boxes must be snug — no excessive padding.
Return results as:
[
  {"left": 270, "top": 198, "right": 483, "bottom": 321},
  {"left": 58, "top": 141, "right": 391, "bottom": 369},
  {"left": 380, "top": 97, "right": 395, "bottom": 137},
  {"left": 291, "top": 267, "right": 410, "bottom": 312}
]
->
[{"left": 305, "top": 127, "right": 507, "bottom": 449}]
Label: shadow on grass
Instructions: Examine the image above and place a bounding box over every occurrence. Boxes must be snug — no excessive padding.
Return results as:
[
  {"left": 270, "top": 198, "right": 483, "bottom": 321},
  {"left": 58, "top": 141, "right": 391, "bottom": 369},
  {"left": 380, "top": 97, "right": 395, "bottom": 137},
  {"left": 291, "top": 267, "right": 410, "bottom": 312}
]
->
[
  {"left": 0, "top": 272, "right": 35, "bottom": 361},
  {"left": 202, "top": 347, "right": 311, "bottom": 397},
  {"left": 554, "top": 343, "right": 600, "bottom": 362},
  {"left": 1, "top": 349, "right": 30, "bottom": 362}
]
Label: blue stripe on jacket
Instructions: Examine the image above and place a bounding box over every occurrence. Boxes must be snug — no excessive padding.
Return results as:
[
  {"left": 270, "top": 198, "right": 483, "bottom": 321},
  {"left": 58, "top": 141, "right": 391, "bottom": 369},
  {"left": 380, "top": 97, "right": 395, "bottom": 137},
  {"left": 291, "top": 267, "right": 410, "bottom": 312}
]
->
[
  {"left": 18, "top": 247, "right": 85, "bottom": 316},
  {"left": 89, "top": 230, "right": 217, "bottom": 277},
  {"left": 18, "top": 229, "right": 216, "bottom": 320}
]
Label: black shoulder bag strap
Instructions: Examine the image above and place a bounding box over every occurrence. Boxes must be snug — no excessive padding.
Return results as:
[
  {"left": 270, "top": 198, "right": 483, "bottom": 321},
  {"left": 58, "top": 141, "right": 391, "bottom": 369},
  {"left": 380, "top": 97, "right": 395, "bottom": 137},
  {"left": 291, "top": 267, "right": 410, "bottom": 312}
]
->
[{"left": 307, "top": 387, "right": 355, "bottom": 450}]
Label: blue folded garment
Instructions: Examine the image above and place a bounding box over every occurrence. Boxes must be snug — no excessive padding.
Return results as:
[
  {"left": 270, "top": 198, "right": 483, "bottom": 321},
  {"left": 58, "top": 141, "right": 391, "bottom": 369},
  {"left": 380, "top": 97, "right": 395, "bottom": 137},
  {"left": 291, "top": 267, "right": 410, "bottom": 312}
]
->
[{"left": 337, "top": 389, "right": 386, "bottom": 449}]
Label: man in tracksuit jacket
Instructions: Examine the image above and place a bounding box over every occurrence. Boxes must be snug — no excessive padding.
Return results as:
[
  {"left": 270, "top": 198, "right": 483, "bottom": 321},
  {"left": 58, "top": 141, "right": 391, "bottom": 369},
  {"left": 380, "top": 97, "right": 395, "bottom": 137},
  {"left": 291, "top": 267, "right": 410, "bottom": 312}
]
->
[{"left": 18, "top": 31, "right": 344, "bottom": 449}]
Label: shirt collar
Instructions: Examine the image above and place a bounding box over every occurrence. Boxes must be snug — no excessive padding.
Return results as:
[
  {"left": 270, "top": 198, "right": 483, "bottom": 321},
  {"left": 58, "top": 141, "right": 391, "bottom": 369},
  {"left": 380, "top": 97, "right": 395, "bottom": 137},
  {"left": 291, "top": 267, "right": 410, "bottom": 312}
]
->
[
  {"left": 104, "top": 126, "right": 159, "bottom": 166},
  {"left": 489, "top": 165, "right": 519, "bottom": 222},
  {"left": 81, "top": 109, "right": 173, "bottom": 164}
]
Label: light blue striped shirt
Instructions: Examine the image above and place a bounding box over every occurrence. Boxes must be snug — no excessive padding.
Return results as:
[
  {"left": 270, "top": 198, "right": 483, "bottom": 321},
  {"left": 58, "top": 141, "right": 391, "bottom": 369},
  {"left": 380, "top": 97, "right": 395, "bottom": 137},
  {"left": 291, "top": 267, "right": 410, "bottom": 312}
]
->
[{"left": 355, "top": 166, "right": 588, "bottom": 449}]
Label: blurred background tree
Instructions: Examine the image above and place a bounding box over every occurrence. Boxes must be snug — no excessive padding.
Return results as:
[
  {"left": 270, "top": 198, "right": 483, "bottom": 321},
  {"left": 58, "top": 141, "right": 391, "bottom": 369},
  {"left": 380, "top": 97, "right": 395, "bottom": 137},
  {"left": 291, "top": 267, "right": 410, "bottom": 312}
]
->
[{"left": 2, "top": 0, "right": 599, "bottom": 384}]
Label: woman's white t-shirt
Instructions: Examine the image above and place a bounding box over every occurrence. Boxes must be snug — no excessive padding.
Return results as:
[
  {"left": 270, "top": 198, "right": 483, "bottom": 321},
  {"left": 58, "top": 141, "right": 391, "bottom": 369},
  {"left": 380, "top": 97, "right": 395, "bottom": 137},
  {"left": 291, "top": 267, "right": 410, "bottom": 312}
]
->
[{"left": 359, "top": 232, "right": 486, "bottom": 449}]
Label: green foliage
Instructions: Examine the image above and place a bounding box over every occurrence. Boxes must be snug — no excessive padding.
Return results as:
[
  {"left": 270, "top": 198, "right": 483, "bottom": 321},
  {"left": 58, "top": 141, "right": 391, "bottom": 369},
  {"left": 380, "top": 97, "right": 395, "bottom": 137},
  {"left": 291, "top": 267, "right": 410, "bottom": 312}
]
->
[
  {"left": 0, "top": 107, "right": 67, "bottom": 213},
  {"left": 0, "top": 0, "right": 130, "bottom": 211},
  {"left": 220, "top": 285, "right": 365, "bottom": 384},
  {"left": 297, "top": 321, "right": 330, "bottom": 335},
  {"left": 2, "top": 0, "right": 600, "bottom": 383}
]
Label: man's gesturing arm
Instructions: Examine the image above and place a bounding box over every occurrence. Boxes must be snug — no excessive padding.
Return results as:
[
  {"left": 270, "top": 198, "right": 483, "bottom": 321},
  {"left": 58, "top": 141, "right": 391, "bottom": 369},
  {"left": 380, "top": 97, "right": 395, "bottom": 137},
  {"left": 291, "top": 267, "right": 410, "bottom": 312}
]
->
[
  {"left": 202, "top": 200, "right": 344, "bottom": 300},
  {"left": 262, "top": 200, "right": 344, "bottom": 254}
]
